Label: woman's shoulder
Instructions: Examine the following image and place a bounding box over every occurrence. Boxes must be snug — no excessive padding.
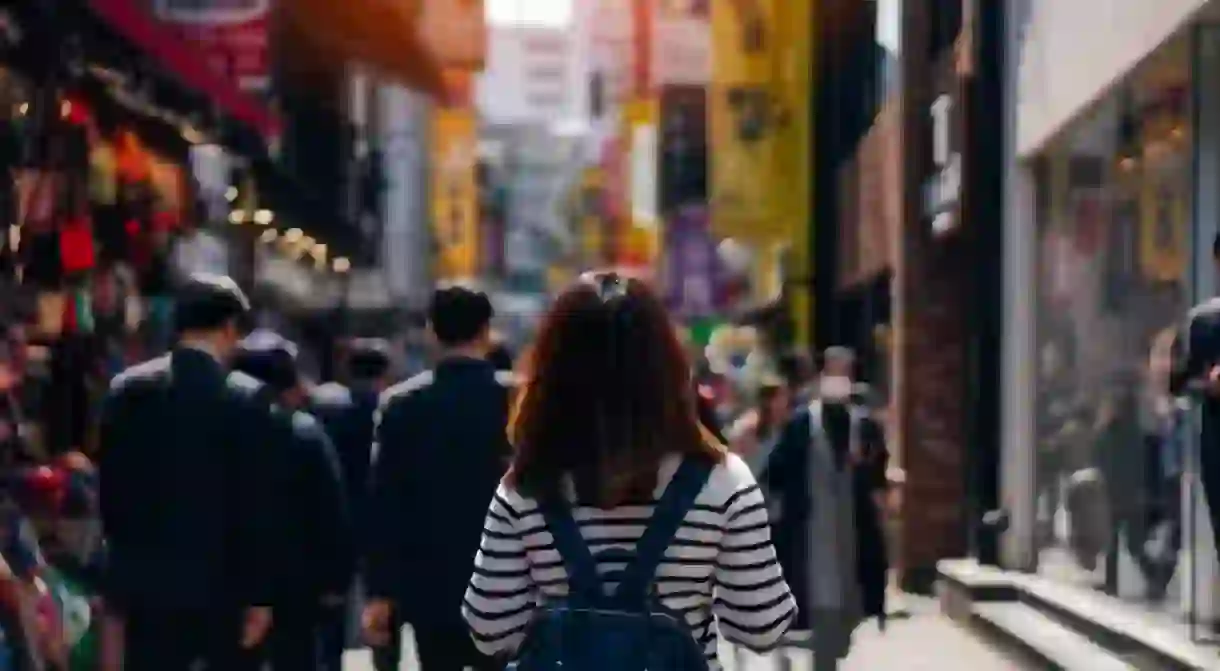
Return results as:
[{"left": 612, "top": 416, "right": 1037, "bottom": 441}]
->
[{"left": 702, "top": 452, "right": 762, "bottom": 506}]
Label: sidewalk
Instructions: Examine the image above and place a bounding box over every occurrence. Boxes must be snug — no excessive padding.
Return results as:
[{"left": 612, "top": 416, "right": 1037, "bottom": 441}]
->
[{"left": 341, "top": 599, "right": 1023, "bottom": 670}]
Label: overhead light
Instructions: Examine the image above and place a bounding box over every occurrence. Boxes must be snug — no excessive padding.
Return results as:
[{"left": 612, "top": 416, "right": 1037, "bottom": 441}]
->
[
  {"left": 60, "top": 100, "right": 71, "bottom": 119},
  {"left": 225, "top": 187, "right": 238, "bottom": 203},
  {"left": 253, "top": 209, "right": 274, "bottom": 225},
  {"left": 284, "top": 228, "right": 303, "bottom": 243},
  {"left": 333, "top": 257, "right": 351, "bottom": 273},
  {"left": 228, "top": 210, "right": 246, "bottom": 224},
  {"left": 16, "top": 103, "right": 27, "bottom": 116},
  {"left": 311, "top": 243, "right": 328, "bottom": 260},
  {"left": 259, "top": 229, "right": 278, "bottom": 243}
]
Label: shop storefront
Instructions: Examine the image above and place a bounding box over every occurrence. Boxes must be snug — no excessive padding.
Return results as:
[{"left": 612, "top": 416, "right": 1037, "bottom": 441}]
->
[{"left": 1029, "top": 35, "right": 1192, "bottom": 608}]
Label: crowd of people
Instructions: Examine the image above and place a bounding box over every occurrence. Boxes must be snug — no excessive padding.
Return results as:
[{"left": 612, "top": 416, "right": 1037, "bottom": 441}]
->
[{"left": 0, "top": 268, "right": 900, "bottom": 671}]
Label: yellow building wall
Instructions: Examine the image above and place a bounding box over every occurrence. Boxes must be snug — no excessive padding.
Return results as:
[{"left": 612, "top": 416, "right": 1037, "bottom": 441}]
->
[{"left": 710, "top": 0, "right": 815, "bottom": 345}]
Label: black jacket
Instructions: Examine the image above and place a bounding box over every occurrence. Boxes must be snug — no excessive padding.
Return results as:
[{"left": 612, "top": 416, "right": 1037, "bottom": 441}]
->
[
  {"left": 763, "top": 402, "right": 889, "bottom": 625},
  {"left": 365, "top": 357, "right": 512, "bottom": 624},
  {"left": 273, "top": 409, "right": 355, "bottom": 600},
  {"left": 97, "top": 348, "right": 280, "bottom": 610},
  {"left": 309, "top": 382, "right": 379, "bottom": 523}
]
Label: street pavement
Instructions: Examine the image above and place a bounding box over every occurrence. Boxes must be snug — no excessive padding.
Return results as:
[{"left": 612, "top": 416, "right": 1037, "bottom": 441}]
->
[{"left": 340, "top": 598, "right": 1023, "bottom": 670}]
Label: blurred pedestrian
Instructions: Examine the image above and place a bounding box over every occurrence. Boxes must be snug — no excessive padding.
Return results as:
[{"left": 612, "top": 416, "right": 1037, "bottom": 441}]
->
[
  {"left": 309, "top": 338, "right": 393, "bottom": 662},
  {"left": 462, "top": 272, "right": 795, "bottom": 668},
  {"left": 363, "top": 285, "right": 511, "bottom": 671},
  {"left": 96, "top": 273, "right": 278, "bottom": 670},
  {"left": 726, "top": 374, "right": 791, "bottom": 474},
  {"left": 233, "top": 334, "right": 354, "bottom": 671},
  {"left": 763, "top": 346, "right": 889, "bottom": 671}
]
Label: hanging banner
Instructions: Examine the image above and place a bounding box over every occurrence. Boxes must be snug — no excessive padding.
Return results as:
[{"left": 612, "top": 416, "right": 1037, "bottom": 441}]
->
[
  {"left": 431, "top": 109, "right": 480, "bottom": 279},
  {"left": 152, "top": 0, "right": 271, "bottom": 93},
  {"left": 623, "top": 99, "right": 659, "bottom": 231}
]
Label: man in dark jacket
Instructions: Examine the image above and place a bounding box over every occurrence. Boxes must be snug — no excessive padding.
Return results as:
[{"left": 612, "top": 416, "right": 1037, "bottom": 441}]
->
[
  {"left": 97, "top": 274, "right": 278, "bottom": 670},
  {"left": 363, "top": 285, "right": 510, "bottom": 671},
  {"left": 1170, "top": 232, "right": 1220, "bottom": 562},
  {"left": 232, "top": 334, "right": 354, "bottom": 671}
]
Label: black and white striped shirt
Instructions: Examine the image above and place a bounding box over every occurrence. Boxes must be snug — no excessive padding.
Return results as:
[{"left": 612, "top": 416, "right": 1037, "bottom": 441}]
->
[{"left": 462, "top": 453, "right": 796, "bottom": 669}]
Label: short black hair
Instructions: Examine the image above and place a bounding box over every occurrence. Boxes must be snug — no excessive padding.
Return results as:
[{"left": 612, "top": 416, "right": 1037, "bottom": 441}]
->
[
  {"left": 173, "top": 273, "right": 250, "bottom": 334},
  {"left": 428, "top": 285, "right": 493, "bottom": 347},
  {"left": 348, "top": 338, "right": 392, "bottom": 380},
  {"left": 233, "top": 331, "right": 299, "bottom": 392},
  {"left": 1213, "top": 231, "right": 1220, "bottom": 259}
]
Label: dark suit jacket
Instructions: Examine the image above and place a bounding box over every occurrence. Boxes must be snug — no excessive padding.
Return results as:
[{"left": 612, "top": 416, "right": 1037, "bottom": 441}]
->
[
  {"left": 273, "top": 409, "right": 354, "bottom": 601},
  {"left": 763, "top": 402, "right": 889, "bottom": 625},
  {"left": 309, "top": 382, "right": 379, "bottom": 524},
  {"left": 365, "top": 357, "right": 512, "bottom": 625},
  {"left": 98, "top": 347, "right": 281, "bottom": 611}
]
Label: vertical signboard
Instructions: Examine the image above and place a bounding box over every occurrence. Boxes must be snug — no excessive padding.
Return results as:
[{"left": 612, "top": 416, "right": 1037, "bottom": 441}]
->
[
  {"left": 153, "top": 0, "right": 271, "bottom": 93},
  {"left": 431, "top": 109, "right": 480, "bottom": 279},
  {"left": 652, "top": 0, "right": 711, "bottom": 87}
]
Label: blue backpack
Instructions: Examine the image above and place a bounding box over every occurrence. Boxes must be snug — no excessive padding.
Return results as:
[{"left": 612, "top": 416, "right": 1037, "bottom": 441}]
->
[{"left": 511, "top": 458, "right": 714, "bottom": 671}]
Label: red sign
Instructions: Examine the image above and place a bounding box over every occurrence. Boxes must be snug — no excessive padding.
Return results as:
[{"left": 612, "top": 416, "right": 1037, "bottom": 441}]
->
[{"left": 151, "top": 0, "right": 270, "bottom": 93}]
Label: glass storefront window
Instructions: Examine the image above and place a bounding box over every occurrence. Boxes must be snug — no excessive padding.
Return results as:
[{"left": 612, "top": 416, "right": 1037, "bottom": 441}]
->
[{"left": 1033, "top": 35, "right": 1192, "bottom": 608}]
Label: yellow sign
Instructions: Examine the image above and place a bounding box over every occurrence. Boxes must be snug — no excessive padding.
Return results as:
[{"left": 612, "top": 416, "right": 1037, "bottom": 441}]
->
[
  {"left": 709, "top": 0, "right": 782, "bottom": 240},
  {"left": 430, "top": 108, "right": 479, "bottom": 279}
]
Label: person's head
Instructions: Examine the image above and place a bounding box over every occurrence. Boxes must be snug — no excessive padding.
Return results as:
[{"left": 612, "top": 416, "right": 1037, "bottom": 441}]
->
[
  {"left": 173, "top": 273, "right": 250, "bottom": 361},
  {"left": 1213, "top": 231, "right": 1220, "bottom": 271},
  {"left": 755, "top": 376, "right": 791, "bottom": 438},
  {"left": 427, "top": 284, "right": 494, "bottom": 355},
  {"left": 508, "top": 271, "right": 724, "bottom": 506},
  {"left": 347, "top": 338, "right": 393, "bottom": 390},
  {"left": 232, "top": 331, "right": 305, "bottom": 408},
  {"left": 819, "top": 346, "right": 856, "bottom": 402}
]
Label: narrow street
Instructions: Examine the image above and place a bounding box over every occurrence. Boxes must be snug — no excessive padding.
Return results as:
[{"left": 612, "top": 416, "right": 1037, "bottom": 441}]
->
[{"left": 340, "top": 599, "right": 1021, "bottom": 670}]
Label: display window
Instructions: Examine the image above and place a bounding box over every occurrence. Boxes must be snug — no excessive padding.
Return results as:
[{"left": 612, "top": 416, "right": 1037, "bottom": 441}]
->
[{"left": 1032, "top": 36, "right": 1191, "bottom": 610}]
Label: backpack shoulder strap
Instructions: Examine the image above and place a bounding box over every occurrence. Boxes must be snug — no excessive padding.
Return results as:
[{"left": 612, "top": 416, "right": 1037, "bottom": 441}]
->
[
  {"left": 613, "top": 458, "right": 714, "bottom": 604},
  {"left": 539, "top": 493, "right": 604, "bottom": 606}
]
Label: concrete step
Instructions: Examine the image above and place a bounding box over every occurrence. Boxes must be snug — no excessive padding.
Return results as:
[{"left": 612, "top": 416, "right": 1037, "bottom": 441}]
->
[{"left": 972, "top": 602, "right": 1137, "bottom": 671}]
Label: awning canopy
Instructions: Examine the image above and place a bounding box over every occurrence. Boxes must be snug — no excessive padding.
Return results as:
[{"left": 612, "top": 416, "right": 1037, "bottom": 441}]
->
[
  {"left": 286, "top": 0, "right": 446, "bottom": 96},
  {"left": 85, "top": 0, "right": 279, "bottom": 138}
]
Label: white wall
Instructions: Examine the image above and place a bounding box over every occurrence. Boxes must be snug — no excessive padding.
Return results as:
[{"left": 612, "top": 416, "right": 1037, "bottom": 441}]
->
[
  {"left": 476, "top": 25, "right": 580, "bottom": 126},
  {"left": 1015, "top": 0, "right": 1209, "bottom": 157}
]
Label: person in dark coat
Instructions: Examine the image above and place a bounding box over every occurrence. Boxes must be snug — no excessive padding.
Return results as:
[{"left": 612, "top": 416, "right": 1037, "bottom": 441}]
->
[
  {"left": 309, "top": 337, "right": 393, "bottom": 659},
  {"left": 363, "top": 285, "right": 510, "bottom": 671},
  {"left": 97, "top": 273, "right": 278, "bottom": 670},
  {"left": 761, "top": 348, "right": 889, "bottom": 668},
  {"left": 232, "top": 334, "right": 354, "bottom": 671}
]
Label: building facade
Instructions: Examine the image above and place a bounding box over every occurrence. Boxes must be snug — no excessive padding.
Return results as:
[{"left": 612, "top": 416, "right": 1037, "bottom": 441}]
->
[{"left": 1002, "top": 0, "right": 1220, "bottom": 628}]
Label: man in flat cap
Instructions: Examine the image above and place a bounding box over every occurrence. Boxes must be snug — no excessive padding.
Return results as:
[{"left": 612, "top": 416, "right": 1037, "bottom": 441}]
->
[{"left": 97, "top": 273, "right": 279, "bottom": 669}]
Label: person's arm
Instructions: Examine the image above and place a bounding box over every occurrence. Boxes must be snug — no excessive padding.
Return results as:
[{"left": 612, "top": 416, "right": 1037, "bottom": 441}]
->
[
  {"left": 462, "top": 483, "right": 535, "bottom": 658},
  {"left": 303, "top": 422, "right": 355, "bottom": 598},
  {"left": 364, "top": 394, "right": 414, "bottom": 600},
  {"left": 713, "top": 458, "right": 797, "bottom": 652},
  {"left": 1170, "top": 316, "right": 1207, "bottom": 396},
  {"left": 231, "top": 388, "right": 284, "bottom": 608},
  {"left": 97, "top": 383, "right": 134, "bottom": 548}
]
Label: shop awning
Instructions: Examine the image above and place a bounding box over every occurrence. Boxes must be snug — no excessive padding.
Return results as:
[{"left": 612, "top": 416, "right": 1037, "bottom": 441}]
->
[
  {"left": 286, "top": 0, "right": 446, "bottom": 96},
  {"left": 84, "top": 0, "right": 279, "bottom": 138}
]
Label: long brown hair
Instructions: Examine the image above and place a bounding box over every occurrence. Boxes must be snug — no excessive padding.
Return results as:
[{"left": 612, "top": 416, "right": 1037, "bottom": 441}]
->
[{"left": 507, "top": 271, "right": 724, "bottom": 507}]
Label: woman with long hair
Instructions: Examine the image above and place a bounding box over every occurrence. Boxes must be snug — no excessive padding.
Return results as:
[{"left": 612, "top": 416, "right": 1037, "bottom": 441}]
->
[{"left": 462, "top": 272, "right": 795, "bottom": 669}]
